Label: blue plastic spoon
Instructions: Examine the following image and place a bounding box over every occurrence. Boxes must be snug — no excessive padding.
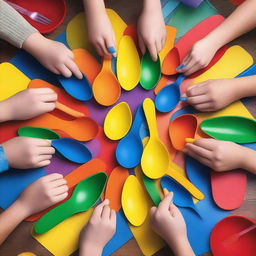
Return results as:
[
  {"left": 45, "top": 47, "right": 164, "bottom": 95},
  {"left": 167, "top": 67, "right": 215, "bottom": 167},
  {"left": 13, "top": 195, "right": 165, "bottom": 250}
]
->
[
  {"left": 116, "top": 105, "right": 145, "bottom": 168},
  {"left": 57, "top": 74, "right": 92, "bottom": 101},
  {"left": 155, "top": 75, "right": 186, "bottom": 113},
  {"left": 161, "top": 175, "right": 200, "bottom": 216},
  {"left": 52, "top": 138, "right": 92, "bottom": 164}
]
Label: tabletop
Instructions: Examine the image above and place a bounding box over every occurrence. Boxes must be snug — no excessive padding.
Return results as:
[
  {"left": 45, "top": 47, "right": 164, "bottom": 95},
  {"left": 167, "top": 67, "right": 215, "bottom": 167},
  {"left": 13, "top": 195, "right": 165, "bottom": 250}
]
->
[{"left": 0, "top": 0, "right": 256, "bottom": 255}]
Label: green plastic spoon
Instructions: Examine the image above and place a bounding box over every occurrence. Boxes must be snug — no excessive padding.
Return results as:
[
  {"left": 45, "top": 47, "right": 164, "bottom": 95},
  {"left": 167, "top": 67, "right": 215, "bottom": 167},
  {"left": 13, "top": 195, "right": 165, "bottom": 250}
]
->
[
  {"left": 140, "top": 50, "right": 161, "bottom": 90},
  {"left": 18, "top": 126, "right": 60, "bottom": 139},
  {"left": 200, "top": 116, "right": 256, "bottom": 143},
  {"left": 34, "top": 172, "right": 107, "bottom": 234}
]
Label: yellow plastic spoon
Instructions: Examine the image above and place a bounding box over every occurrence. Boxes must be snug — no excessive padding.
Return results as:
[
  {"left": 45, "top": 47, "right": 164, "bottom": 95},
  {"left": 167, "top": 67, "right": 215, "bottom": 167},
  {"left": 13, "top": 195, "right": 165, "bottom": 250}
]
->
[
  {"left": 117, "top": 35, "right": 141, "bottom": 91},
  {"left": 92, "top": 56, "right": 121, "bottom": 106},
  {"left": 141, "top": 98, "right": 170, "bottom": 179},
  {"left": 121, "top": 175, "right": 148, "bottom": 226},
  {"left": 104, "top": 102, "right": 132, "bottom": 140}
]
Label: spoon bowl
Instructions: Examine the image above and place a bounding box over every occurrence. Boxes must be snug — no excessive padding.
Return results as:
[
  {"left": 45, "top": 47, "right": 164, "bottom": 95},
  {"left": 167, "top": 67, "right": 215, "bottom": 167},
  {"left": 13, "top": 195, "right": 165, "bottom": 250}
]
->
[
  {"left": 104, "top": 102, "right": 132, "bottom": 140},
  {"left": 34, "top": 172, "right": 107, "bottom": 234},
  {"left": 155, "top": 75, "right": 185, "bottom": 113},
  {"left": 140, "top": 51, "right": 161, "bottom": 90},
  {"left": 18, "top": 126, "right": 60, "bottom": 139},
  {"left": 57, "top": 74, "right": 92, "bottom": 101},
  {"left": 92, "top": 56, "right": 121, "bottom": 106}
]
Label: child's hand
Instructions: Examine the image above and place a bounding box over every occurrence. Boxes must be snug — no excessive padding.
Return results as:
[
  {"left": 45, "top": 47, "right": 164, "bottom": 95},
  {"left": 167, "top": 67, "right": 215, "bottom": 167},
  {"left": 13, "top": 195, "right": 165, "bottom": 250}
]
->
[
  {"left": 0, "top": 88, "right": 57, "bottom": 122},
  {"left": 177, "top": 38, "right": 218, "bottom": 76},
  {"left": 185, "top": 79, "right": 239, "bottom": 112},
  {"left": 23, "top": 33, "right": 83, "bottom": 79},
  {"left": 79, "top": 199, "right": 116, "bottom": 256},
  {"left": 184, "top": 139, "right": 248, "bottom": 172},
  {"left": 85, "top": 7, "right": 116, "bottom": 57},
  {"left": 2, "top": 137, "right": 54, "bottom": 169},
  {"left": 150, "top": 192, "right": 195, "bottom": 256},
  {"left": 17, "top": 173, "right": 68, "bottom": 216},
  {"left": 137, "top": 0, "right": 166, "bottom": 61}
]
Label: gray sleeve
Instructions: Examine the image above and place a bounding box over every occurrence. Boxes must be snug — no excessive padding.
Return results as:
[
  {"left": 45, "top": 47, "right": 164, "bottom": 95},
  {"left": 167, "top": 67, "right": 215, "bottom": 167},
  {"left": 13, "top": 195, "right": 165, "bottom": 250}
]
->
[{"left": 0, "top": 0, "right": 38, "bottom": 48}]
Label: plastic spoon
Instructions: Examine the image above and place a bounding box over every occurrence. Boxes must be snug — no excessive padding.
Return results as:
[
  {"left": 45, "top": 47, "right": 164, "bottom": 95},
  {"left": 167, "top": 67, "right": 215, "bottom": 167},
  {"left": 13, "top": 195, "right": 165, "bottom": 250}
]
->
[
  {"left": 140, "top": 50, "right": 161, "bottom": 90},
  {"left": 18, "top": 126, "right": 60, "bottom": 139},
  {"left": 117, "top": 35, "right": 141, "bottom": 91},
  {"left": 104, "top": 102, "right": 132, "bottom": 140},
  {"left": 169, "top": 114, "right": 198, "bottom": 150},
  {"left": 57, "top": 74, "right": 92, "bottom": 101},
  {"left": 200, "top": 116, "right": 256, "bottom": 143},
  {"left": 155, "top": 75, "right": 186, "bottom": 113},
  {"left": 121, "top": 175, "right": 148, "bottom": 226},
  {"left": 24, "top": 113, "right": 98, "bottom": 141},
  {"left": 116, "top": 105, "right": 144, "bottom": 168},
  {"left": 55, "top": 102, "right": 85, "bottom": 118},
  {"left": 141, "top": 98, "right": 170, "bottom": 179},
  {"left": 52, "top": 138, "right": 92, "bottom": 164},
  {"left": 34, "top": 172, "right": 107, "bottom": 234},
  {"left": 92, "top": 56, "right": 121, "bottom": 106},
  {"left": 161, "top": 176, "right": 200, "bottom": 216}
]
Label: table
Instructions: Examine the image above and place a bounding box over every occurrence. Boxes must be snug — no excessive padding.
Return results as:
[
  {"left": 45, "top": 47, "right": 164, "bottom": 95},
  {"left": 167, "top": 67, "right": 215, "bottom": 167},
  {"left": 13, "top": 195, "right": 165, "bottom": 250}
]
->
[{"left": 0, "top": 0, "right": 256, "bottom": 255}]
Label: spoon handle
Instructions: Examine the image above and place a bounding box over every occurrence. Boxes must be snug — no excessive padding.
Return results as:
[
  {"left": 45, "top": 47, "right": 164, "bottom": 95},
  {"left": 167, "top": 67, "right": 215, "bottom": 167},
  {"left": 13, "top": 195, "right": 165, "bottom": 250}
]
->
[
  {"left": 102, "top": 56, "right": 112, "bottom": 70},
  {"left": 55, "top": 101, "right": 85, "bottom": 118},
  {"left": 143, "top": 98, "right": 159, "bottom": 138},
  {"left": 34, "top": 201, "right": 73, "bottom": 234}
]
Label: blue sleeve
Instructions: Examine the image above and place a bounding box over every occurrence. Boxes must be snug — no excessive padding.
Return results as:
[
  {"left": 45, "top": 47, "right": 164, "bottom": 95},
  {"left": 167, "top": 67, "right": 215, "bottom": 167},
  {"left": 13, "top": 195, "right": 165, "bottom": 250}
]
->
[{"left": 0, "top": 145, "right": 9, "bottom": 173}]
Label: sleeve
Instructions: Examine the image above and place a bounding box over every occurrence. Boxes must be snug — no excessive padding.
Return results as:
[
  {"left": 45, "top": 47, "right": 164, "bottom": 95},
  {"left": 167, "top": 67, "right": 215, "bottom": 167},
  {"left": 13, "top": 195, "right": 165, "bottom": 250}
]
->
[
  {"left": 0, "top": 0, "right": 38, "bottom": 48},
  {"left": 0, "top": 144, "right": 9, "bottom": 173}
]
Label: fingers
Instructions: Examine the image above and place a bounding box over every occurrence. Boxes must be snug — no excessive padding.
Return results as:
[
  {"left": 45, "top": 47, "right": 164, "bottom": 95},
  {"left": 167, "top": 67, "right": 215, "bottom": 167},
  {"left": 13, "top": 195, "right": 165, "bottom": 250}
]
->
[
  {"left": 37, "top": 159, "right": 51, "bottom": 167},
  {"left": 147, "top": 42, "right": 158, "bottom": 61},
  {"left": 49, "top": 177, "right": 67, "bottom": 187},
  {"left": 186, "top": 83, "right": 207, "bottom": 97},
  {"left": 44, "top": 173, "right": 64, "bottom": 182},
  {"left": 32, "top": 88, "right": 55, "bottom": 94},
  {"left": 39, "top": 93, "right": 58, "bottom": 103},
  {"left": 58, "top": 64, "right": 72, "bottom": 78},
  {"left": 26, "top": 138, "right": 51, "bottom": 147},
  {"left": 185, "top": 143, "right": 212, "bottom": 159},
  {"left": 52, "top": 185, "right": 69, "bottom": 196},
  {"left": 186, "top": 95, "right": 209, "bottom": 105},
  {"left": 95, "top": 42, "right": 105, "bottom": 57},
  {"left": 138, "top": 36, "right": 146, "bottom": 56},
  {"left": 194, "top": 138, "right": 218, "bottom": 151},
  {"left": 65, "top": 58, "right": 83, "bottom": 79},
  {"left": 105, "top": 34, "right": 116, "bottom": 57},
  {"left": 110, "top": 209, "right": 116, "bottom": 222},
  {"left": 102, "top": 205, "right": 111, "bottom": 220},
  {"left": 150, "top": 206, "right": 157, "bottom": 216},
  {"left": 54, "top": 192, "right": 69, "bottom": 203},
  {"left": 92, "top": 199, "right": 110, "bottom": 218},
  {"left": 158, "top": 192, "right": 174, "bottom": 211}
]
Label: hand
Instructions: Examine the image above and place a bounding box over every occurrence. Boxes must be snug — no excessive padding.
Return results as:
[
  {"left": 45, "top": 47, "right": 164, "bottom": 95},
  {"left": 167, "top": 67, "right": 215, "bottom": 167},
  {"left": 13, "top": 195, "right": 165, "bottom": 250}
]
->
[
  {"left": 150, "top": 192, "right": 195, "bottom": 256},
  {"left": 85, "top": 2, "right": 116, "bottom": 57},
  {"left": 185, "top": 79, "right": 240, "bottom": 112},
  {"left": 137, "top": 0, "right": 166, "bottom": 61},
  {"left": 23, "top": 32, "right": 83, "bottom": 79},
  {"left": 2, "top": 137, "right": 55, "bottom": 169},
  {"left": 17, "top": 173, "right": 68, "bottom": 216},
  {"left": 184, "top": 139, "right": 248, "bottom": 172},
  {"left": 177, "top": 38, "right": 218, "bottom": 76},
  {"left": 79, "top": 200, "right": 116, "bottom": 256},
  {"left": 0, "top": 88, "right": 57, "bottom": 122}
]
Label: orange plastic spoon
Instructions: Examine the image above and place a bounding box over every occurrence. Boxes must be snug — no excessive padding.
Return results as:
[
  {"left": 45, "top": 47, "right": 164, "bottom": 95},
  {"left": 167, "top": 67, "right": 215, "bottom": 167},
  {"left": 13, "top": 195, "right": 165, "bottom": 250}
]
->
[
  {"left": 24, "top": 113, "right": 98, "bottom": 141},
  {"left": 55, "top": 102, "right": 85, "bottom": 118},
  {"left": 92, "top": 56, "right": 121, "bottom": 106}
]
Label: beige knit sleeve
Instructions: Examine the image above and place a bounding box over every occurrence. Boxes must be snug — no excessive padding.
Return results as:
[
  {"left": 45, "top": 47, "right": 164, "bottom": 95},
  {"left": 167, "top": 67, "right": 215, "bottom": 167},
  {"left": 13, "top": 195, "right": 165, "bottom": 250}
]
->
[{"left": 0, "top": 0, "right": 38, "bottom": 48}]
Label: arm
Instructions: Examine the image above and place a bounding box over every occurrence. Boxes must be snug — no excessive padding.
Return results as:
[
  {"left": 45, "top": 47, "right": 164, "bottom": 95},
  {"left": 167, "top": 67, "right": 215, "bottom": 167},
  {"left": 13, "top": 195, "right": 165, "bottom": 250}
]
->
[
  {"left": 0, "top": 173, "right": 68, "bottom": 245},
  {"left": 178, "top": 0, "right": 256, "bottom": 75},
  {"left": 137, "top": 0, "right": 166, "bottom": 61},
  {"left": 83, "top": 0, "right": 116, "bottom": 56},
  {"left": 150, "top": 192, "right": 195, "bottom": 256}
]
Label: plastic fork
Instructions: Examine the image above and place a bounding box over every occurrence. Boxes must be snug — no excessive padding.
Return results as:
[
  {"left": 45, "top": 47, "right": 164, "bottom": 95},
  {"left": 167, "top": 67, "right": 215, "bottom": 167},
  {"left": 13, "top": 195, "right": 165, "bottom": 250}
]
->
[
  {"left": 5, "top": 1, "right": 52, "bottom": 25},
  {"left": 223, "top": 224, "right": 256, "bottom": 246}
]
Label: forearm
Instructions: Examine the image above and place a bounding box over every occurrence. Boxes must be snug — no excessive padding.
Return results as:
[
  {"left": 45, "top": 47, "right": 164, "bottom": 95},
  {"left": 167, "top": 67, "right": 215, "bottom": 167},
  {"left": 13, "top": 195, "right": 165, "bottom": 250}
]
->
[
  {"left": 143, "top": 0, "right": 162, "bottom": 11},
  {"left": 79, "top": 244, "right": 102, "bottom": 256},
  {"left": 0, "top": 100, "right": 12, "bottom": 123},
  {"left": 202, "top": 0, "right": 256, "bottom": 50},
  {"left": 0, "top": 200, "right": 28, "bottom": 245},
  {"left": 231, "top": 75, "right": 256, "bottom": 99},
  {"left": 83, "top": 0, "right": 105, "bottom": 13},
  {"left": 167, "top": 237, "right": 195, "bottom": 256},
  {"left": 242, "top": 147, "right": 256, "bottom": 174}
]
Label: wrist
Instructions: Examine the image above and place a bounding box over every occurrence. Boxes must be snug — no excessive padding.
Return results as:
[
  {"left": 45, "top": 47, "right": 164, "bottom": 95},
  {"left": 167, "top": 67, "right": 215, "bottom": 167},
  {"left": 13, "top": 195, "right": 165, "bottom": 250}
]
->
[
  {"left": 0, "top": 100, "right": 12, "bottom": 122},
  {"left": 241, "top": 148, "right": 256, "bottom": 174},
  {"left": 143, "top": 0, "right": 161, "bottom": 13},
  {"left": 80, "top": 243, "right": 103, "bottom": 256},
  {"left": 10, "top": 199, "right": 31, "bottom": 220},
  {"left": 167, "top": 236, "right": 195, "bottom": 256},
  {"left": 22, "top": 32, "right": 46, "bottom": 55},
  {"left": 84, "top": 0, "right": 105, "bottom": 13}
]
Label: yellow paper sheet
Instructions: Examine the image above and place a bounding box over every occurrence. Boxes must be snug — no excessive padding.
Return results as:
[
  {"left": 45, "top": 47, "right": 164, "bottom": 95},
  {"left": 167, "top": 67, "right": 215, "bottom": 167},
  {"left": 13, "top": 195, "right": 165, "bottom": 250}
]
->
[
  {"left": 0, "top": 62, "right": 30, "bottom": 101},
  {"left": 33, "top": 209, "right": 93, "bottom": 256}
]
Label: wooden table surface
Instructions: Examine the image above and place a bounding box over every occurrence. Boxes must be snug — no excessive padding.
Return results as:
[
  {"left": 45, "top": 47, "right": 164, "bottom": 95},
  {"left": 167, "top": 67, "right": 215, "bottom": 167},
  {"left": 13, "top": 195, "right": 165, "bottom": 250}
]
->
[{"left": 1, "top": 0, "right": 256, "bottom": 255}]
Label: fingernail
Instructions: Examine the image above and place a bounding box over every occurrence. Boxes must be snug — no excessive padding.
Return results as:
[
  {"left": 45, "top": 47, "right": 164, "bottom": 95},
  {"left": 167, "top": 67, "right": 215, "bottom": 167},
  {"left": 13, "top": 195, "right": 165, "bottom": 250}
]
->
[
  {"left": 107, "top": 46, "right": 116, "bottom": 55},
  {"left": 176, "top": 64, "right": 185, "bottom": 70},
  {"left": 163, "top": 188, "right": 169, "bottom": 196},
  {"left": 180, "top": 97, "right": 187, "bottom": 101},
  {"left": 185, "top": 138, "right": 196, "bottom": 143}
]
